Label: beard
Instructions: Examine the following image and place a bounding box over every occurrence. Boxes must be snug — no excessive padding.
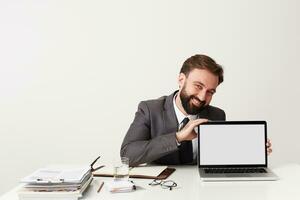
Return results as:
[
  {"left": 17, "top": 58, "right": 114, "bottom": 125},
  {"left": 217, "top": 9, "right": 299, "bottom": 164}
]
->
[{"left": 179, "top": 85, "right": 207, "bottom": 115}]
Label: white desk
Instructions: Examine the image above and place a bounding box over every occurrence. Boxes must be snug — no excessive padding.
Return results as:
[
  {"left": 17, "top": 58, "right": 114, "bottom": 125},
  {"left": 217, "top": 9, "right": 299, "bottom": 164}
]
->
[{"left": 1, "top": 164, "right": 300, "bottom": 200}]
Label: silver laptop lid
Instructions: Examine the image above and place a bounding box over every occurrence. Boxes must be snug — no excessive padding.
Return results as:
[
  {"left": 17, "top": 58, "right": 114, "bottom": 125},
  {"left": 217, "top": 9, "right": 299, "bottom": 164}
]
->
[{"left": 197, "top": 121, "right": 268, "bottom": 168}]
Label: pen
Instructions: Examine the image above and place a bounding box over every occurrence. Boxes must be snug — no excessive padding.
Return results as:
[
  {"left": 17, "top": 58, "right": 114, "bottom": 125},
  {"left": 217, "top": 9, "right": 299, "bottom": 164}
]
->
[{"left": 97, "top": 181, "right": 104, "bottom": 193}]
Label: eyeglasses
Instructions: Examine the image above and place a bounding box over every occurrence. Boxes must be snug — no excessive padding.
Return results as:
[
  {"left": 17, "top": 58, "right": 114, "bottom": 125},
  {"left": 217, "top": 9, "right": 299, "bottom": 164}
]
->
[{"left": 148, "top": 179, "right": 177, "bottom": 190}]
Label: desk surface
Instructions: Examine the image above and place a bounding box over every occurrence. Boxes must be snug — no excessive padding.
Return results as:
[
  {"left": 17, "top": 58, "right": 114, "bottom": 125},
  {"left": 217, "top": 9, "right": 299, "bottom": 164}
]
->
[{"left": 1, "top": 164, "right": 300, "bottom": 200}]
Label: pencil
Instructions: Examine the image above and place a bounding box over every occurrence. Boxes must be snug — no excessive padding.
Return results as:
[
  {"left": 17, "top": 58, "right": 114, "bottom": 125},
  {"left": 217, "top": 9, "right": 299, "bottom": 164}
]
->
[{"left": 97, "top": 181, "right": 104, "bottom": 193}]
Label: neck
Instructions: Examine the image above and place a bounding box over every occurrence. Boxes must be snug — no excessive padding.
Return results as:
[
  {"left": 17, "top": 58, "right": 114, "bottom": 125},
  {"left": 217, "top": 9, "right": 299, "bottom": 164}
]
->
[{"left": 175, "top": 93, "right": 188, "bottom": 116}]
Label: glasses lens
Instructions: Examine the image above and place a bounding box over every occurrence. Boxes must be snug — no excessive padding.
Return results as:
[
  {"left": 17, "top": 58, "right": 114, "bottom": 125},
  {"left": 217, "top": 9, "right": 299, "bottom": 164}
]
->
[
  {"left": 149, "top": 179, "right": 161, "bottom": 186},
  {"left": 161, "top": 180, "right": 177, "bottom": 189}
]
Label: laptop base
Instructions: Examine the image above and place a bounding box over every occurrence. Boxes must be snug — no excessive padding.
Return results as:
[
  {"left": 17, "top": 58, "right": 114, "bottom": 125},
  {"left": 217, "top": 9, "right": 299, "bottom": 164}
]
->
[{"left": 199, "top": 168, "right": 279, "bottom": 181}]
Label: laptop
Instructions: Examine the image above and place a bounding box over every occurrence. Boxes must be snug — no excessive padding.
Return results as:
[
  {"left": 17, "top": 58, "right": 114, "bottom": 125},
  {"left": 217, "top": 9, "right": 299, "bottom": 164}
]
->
[{"left": 197, "top": 121, "right": 278, "bottom": 181}]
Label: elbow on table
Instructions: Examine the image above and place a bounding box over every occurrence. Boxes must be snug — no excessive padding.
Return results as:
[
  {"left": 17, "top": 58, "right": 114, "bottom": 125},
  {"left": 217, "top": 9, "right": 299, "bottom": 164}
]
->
[{"left": 120, "top": 145, "right": 141, "bottom": 167}]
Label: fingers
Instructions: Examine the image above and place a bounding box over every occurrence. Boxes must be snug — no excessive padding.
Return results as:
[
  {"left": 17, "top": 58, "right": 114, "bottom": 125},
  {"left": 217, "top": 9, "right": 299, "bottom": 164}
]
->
[
  {"left": 267, "top": 147, "right": 272, "bottom": 155},
  {"left": 176, "top": 118, "right": 208, "bottom": 142},
  {"left": 266, "top": 138, "right": 272, "bottom": 148},
  {"left": 193, "top": 118, "right": 209, "bottom": 125},
  {"left": 182, "top": 118, "right": 208, "bottom": 133},
  {"left": 186, "top": 118, "right": 208, "bottom": 128},
  {"left": 266, "top": 138, "right": 272, "bottom": 155}
]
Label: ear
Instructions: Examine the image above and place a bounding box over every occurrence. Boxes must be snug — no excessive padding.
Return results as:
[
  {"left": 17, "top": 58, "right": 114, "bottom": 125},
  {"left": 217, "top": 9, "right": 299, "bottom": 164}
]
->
[{"left": 178, "top": 73, "right": 186, "bottom": 89}]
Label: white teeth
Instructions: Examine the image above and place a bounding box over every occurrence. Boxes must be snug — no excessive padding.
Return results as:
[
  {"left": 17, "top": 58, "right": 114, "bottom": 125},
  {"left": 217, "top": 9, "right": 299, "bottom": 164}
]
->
[{"left": 193, "top": 99, "right": 200, "bottom": 105}]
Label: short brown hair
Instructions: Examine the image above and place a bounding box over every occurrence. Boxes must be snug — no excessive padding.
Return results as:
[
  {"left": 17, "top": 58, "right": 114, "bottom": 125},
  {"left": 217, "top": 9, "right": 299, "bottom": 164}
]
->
[{"left": 180, "top": 54, "right": 224, "bottom": 84}]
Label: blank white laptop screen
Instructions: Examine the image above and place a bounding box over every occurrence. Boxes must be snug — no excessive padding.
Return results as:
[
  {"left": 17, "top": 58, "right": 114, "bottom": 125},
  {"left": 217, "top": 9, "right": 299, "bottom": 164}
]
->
[{"left": 199, "top": 124, "right": 266, "bottom": 165}]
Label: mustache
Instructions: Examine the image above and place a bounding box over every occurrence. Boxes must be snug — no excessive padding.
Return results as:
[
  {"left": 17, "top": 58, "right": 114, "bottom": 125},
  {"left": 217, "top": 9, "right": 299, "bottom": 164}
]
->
[{"left": 190, "top": 96, "right": 206, "bottom": 106}]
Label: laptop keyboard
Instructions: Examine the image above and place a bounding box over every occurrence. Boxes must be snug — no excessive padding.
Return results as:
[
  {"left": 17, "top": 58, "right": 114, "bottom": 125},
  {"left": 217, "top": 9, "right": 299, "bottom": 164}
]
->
[{"left": 204, "top": 168, "right": 267, "bottom": 174}]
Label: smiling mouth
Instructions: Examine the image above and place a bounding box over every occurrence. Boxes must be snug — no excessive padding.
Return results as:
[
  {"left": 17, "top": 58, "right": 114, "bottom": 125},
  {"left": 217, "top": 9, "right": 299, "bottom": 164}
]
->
[{"left": 191, "top": 98, "right": 202, "bottom": 107}]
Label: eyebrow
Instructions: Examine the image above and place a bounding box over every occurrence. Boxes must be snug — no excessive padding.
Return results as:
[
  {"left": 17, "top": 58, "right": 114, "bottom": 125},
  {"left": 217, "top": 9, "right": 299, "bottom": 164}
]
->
[{"left": 193, "top": 81, "right": 216, "bottom": 93}]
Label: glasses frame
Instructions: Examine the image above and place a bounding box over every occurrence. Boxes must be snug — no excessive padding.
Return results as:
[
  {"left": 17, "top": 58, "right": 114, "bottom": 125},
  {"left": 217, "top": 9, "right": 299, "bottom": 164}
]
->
[{"left": 148, "top": 179, "right": 177, "bottom": 190}]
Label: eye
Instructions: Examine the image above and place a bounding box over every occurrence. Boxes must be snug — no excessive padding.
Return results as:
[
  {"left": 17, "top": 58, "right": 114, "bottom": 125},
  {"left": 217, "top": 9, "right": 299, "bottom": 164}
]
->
[
  {"left": 195, "top": 84, "right": 202, "bottom": 90},
  {"left": 207, "top": 91, "right": 215, "bottom": 96}
]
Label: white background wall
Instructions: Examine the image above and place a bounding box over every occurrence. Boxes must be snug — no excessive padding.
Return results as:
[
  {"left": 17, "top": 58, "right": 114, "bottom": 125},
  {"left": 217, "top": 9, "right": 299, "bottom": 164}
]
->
[{"left": 0, "top": 0, "right": 299, "bottom": 195}]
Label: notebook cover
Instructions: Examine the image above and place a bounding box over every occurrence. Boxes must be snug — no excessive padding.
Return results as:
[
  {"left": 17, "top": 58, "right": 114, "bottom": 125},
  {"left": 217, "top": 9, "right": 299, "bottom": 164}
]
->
[{"left": 93, "top": 167, "right": 176, "bottom": 180}]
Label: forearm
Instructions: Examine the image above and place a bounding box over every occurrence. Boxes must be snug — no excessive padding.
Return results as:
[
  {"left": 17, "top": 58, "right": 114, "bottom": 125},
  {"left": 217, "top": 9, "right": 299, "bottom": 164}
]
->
[{"left": 120, "top": 132, "right": 178, "bottom": 167}]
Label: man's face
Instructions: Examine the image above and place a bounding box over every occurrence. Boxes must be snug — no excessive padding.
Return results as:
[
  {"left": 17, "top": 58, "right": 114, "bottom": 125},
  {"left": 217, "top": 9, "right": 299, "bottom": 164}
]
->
[{"left": 178, "top": 68, "right": 219, "bottom": 115}]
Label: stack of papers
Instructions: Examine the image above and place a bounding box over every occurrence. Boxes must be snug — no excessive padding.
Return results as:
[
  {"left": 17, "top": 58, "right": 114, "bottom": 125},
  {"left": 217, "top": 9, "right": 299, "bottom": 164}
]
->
[{"left": 18, "top": 166, "right": 92, "bottom": 200}]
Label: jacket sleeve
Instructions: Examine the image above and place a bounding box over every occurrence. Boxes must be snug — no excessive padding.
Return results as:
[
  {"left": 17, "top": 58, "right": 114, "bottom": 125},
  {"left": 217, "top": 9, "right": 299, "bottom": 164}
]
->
[{"left": 120, "top": 101, "right": 178, "bottom": 167}]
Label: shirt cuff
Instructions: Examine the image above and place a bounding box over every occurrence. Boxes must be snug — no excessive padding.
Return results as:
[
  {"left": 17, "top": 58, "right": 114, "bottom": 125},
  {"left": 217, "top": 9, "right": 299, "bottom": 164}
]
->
[{"left": 175, "top": 134, "right": 181, "bottom": 146}]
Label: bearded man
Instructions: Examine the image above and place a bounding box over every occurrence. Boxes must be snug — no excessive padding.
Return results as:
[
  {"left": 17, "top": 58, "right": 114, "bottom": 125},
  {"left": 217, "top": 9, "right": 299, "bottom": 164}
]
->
[{"left": 120, "top": 54, "right": 272, "bottom": 167}]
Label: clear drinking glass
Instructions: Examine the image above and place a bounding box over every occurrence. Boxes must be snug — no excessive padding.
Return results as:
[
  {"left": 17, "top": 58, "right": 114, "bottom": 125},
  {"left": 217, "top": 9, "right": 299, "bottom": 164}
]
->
[{"left": 113, "top": 157, "right": 130, "bottom": 181}]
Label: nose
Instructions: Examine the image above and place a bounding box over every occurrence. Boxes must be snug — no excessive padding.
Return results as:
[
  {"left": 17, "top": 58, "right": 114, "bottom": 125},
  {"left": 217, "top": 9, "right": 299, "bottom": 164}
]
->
[{"left": 197, "top": 90, "right": 207, "bottom": 102}]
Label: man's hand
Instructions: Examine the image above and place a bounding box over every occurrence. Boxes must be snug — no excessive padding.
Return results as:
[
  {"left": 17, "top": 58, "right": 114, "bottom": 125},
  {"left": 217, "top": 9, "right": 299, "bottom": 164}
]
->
[
  {"left": 267, "top": 138, "right": 272, "bottom": 155},
  {"left": 176, "top": 118, "right": 208, "bottom": 142}
]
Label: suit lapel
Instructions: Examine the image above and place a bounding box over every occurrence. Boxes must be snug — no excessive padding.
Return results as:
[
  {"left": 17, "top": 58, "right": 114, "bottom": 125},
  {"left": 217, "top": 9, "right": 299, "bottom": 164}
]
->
[
  {"left": 197, "top": 106, "right": 209, "bottom": 119},
  {"left": 162, "top": 91, "right": 179, "bottom": 133}
]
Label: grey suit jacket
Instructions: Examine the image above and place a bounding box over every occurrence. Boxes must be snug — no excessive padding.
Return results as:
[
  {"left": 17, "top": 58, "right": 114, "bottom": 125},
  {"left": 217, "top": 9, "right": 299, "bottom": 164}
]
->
[{"left": 120, "top": 91, "right": 226, "bottom": 166}]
